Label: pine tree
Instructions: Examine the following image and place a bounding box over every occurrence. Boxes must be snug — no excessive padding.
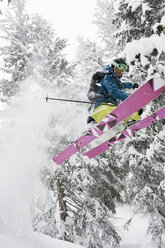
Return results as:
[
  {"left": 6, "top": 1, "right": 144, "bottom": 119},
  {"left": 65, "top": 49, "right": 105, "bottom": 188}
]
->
[
  {"left": 113, "top": 0, "right": 165, "bottom": 46},
  {"left": 34, "top": 122, "right": 123, "bottom": 247},
  {"left": 121, "top": 124, "right": 165, "bottom": 247},
  {"left": 111, "top": 1, "right": 165, "bottom": 246},
  {"left": 113, "top": 0, "right": 165, "bottom": 81},
  {"left": 0, "top": 0, "right": 11, "bottom": 14},
  {"left": 76, "top": 38, "right": 104, "bottom": 79},
  {"left": 0, "top": 0, "right": 72, "bottom": 97},
  {"left": 146, "top": 129, "right": 165, "bottom": 247},
  {"left": 93, "top": 0, "right": 117, "bottom": 58},
  {"left": 0, "top": 0, "right": 30, "bottom": 95},
  {"left": 74, "top": 37, "right": 104, "bottom": 100}
]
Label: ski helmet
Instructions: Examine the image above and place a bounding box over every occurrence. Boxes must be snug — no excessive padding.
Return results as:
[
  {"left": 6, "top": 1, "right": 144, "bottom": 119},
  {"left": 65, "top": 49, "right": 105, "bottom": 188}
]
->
[{"left": 111, "top": 58, "right": 128, "bottom": 72}]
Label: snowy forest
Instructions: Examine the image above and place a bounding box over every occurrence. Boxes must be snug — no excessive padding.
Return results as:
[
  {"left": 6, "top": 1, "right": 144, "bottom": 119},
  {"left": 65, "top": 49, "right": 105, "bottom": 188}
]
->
[{"left": 0, "top": 0, "right": 165, "bottom": 248}]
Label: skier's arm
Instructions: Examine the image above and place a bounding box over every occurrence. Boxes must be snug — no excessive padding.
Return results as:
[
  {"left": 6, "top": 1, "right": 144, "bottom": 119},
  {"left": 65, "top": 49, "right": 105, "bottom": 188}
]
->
[
  {"left": 121, "top": 82, "right": 133, "bottom": 89},
  {"left": 103, "top": 75, "right": 129, "bottom": 101},
  {"left": 122, "top": 82, "right": 139, "bottom": 89}
]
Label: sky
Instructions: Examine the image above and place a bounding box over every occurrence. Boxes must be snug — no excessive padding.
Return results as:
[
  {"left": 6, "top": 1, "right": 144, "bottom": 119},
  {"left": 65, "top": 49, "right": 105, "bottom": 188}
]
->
[{"left": 25, "top": 0, "right": 98, "bottom": 59}]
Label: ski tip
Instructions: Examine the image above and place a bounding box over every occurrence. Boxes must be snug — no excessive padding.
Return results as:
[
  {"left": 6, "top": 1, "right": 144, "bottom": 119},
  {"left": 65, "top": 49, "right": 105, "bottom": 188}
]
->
[
  {"left": 152, "top": 77, "right": 165, "bottom": 91},
  {"left": 53, "top": 157, "right": 61, "bottom": 165},
  {"left": 82, "top": 152, "right": 90, "bottom": 159}
]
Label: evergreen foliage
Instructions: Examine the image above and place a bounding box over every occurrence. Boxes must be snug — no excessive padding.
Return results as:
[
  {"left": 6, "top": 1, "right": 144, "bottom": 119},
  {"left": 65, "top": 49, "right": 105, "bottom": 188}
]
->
[
  {"left": 113, "top": 0, "right": 165, "bottom": 46},
  {"left": 111, "top": 1, "right": 165, "bottom": 246},
  {"left": 0, "top": 0, "right": 72, "bottom": 97},
  {"left": 93, "top": 0, "right": 117, "bottom": 58},
  {"left": 34, "top": 153, "right": 122, "bottom": 247},
  {"left": 75, "top": 37, "right": 104, "bottom": 92}
]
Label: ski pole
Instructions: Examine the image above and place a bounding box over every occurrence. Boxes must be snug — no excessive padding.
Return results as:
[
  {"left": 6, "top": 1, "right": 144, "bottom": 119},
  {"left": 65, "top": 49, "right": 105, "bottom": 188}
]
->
[
  {"left": 45, "top": 96, "right": 114, "bottom": 106},
  {"left": 46, "top": 96, "right": 94, "bottom": 104}
]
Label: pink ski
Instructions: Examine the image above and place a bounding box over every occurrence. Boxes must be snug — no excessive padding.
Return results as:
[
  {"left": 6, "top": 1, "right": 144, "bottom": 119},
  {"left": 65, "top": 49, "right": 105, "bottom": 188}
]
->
[
  {"left": 83, "top": 106, "right": 165, "bottom": 159},
  {"left": 53, "top": 77, "right": 165, "bottom": 165}
]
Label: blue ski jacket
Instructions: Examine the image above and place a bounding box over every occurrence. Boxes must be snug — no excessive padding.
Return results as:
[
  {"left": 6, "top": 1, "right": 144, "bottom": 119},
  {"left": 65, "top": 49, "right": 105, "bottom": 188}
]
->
[{"left": 94, "top": 65, "right": 133, "bottom": 108}]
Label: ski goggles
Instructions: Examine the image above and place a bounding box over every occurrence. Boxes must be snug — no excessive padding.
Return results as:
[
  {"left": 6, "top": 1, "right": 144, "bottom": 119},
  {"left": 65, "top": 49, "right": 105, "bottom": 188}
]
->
[{"left": 112, "top": 61, "right": 128, "bottom": 71}]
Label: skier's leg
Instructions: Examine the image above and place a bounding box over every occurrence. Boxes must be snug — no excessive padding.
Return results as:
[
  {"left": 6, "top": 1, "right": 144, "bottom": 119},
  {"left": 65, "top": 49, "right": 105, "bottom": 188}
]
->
[
  {"left": 125, "top": 111, "right": 141, "bottom": 126},
  {"left": 88, "top": 104, "right": 116, "bottom": 123}
]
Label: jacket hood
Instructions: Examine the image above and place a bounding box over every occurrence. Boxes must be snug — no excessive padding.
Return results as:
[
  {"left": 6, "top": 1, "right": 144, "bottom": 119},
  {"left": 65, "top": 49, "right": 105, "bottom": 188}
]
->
[
  {"left": 103, "top": 65, "right": 122, "bottom": 79},
  {"left": 103, "top": 65, "right": 113, "bottom": 74}
]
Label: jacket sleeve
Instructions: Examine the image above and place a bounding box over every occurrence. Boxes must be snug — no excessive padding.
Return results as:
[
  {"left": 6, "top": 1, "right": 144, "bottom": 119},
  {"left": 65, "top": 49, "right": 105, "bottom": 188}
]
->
[
  {"left": 122, "top": 82, "right": 133, "bottom": 89},
  {"left": 102, "top": 75, "right": 130, "bottom": 101}
]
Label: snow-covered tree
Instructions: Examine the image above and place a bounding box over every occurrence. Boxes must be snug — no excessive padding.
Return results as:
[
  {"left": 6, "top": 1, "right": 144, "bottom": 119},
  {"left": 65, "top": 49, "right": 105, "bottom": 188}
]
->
[
  {"left": 113, "top": 2, "right": 165, "bottom": 243},
  {"left": 75, "top": 38, "right": 103, "bottom": 80},
  {"left": 0, "top": 0, "right": 11, "bottom": 13},
  {"left": 113, "top": 0, "right": 165, "bottom": 47},
  {"left": 0, "top": 0, "right": 72, "bottom": 97},
  {"left": 113, "top": 0, "right": 165, "bottom": 81},
  {"left": 74, "top": 37, "right": 104, "bottom": 101},
  {"left": 34, "top": 122, "right": 123, "bottom": 247},
  {"left": 91, "top": 1, "right": 165, "bottom": 246},
  {"left": 120, "top": 123, "right": 165, "bottom": 247},
  {"left": 93, "top": 0, "right": 117, "bottom": 58}
]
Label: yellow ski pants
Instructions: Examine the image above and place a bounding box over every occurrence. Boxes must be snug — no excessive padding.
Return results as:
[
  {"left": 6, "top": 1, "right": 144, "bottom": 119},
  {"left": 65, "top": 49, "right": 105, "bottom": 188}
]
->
[{"left": 90, "top": 104, "right": 140, "bottom": 123}]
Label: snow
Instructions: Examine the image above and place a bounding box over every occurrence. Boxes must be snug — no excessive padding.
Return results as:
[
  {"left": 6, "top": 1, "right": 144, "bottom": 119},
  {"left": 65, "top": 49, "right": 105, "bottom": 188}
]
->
[
  {"left": 161, "top": 16, "right": 165, "bottom": 25},
  {"left": 113, "top": 0, "right": 150, "bottom": 14},
  {"left": 0, "top": 233, "right": 84, "bottom": 248},
  {"left": 114, "top": 206, "right": 159, "bottom": 248},
  {"left": 124, "top": 34, "right": 165, "bottom": 65},
  {"left": 153, "top": 77, "right": 165, "bottom": 91},
  {"left": 127, "top": 0, "right": 144, "bottom": 12},
  {"left": 0, "top": 79, "right": 86, "bottom": 248},
  {"left": 141, "top": 3, "right": 152, "bottom": 16}
]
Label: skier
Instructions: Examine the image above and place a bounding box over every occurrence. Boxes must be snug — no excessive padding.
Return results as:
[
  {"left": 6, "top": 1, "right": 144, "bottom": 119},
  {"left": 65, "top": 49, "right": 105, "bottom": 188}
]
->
[{"left": 87, "top": 58, "right": 142, "bottom": 124}]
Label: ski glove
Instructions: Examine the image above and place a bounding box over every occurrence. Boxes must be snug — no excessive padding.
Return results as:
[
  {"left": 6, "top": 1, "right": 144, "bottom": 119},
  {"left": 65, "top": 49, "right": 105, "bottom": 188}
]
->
[
  {"left": 138, "top": 108, "right": 143, "bottom": 115},
  {"left": 133, "top": 83, "right": 139, "bottom": 89}
]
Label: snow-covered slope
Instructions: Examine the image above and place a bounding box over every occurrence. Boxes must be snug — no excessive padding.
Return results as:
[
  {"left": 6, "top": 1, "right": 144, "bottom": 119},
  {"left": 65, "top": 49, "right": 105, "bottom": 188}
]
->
[{"left": 0, "top": 233, "right": 84, "bottom": 248}]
